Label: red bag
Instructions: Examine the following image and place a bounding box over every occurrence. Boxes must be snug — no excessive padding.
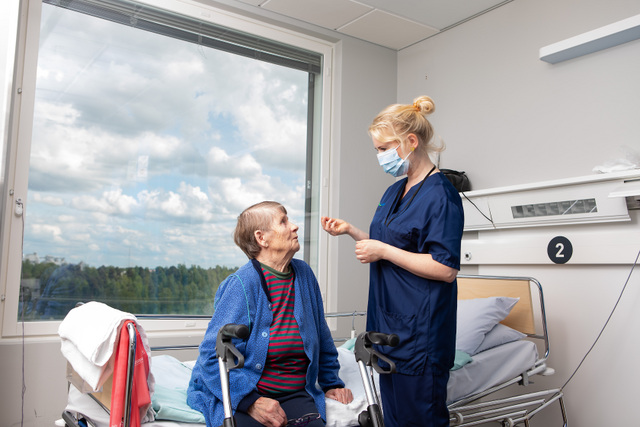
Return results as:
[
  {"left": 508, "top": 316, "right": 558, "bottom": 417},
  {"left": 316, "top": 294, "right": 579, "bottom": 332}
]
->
[{"left": 109, "top": 321, "right": 150, "bottom": 427}]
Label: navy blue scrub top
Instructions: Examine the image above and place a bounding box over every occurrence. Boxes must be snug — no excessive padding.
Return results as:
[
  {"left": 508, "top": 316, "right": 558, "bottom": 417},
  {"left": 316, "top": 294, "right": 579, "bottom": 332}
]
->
[{"left": 366, "top": 172, "right": 464, "bottom": 374}]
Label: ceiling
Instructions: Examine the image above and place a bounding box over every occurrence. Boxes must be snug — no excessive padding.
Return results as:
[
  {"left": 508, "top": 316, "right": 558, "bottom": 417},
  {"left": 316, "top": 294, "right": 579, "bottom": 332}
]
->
[{"left": 234, "top": 0, "right": 513, "bottom": 50}]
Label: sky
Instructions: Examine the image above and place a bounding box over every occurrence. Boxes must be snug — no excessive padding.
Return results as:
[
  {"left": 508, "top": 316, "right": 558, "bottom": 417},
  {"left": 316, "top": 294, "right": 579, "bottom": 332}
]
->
[{"left": 23, "top": 3, "right": 310, "bottom": 270}]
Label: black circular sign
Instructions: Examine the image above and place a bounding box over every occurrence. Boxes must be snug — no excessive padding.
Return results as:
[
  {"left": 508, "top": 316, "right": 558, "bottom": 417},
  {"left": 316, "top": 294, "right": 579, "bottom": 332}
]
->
[{"left": 547, "top": 236, "right": 573, "bottom": 264}]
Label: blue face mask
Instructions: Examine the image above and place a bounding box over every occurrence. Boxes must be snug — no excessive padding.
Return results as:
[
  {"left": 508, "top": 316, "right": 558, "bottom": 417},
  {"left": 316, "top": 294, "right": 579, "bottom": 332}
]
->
[{"left": 377, "top": 143, "right": 412, "bottom": 177}]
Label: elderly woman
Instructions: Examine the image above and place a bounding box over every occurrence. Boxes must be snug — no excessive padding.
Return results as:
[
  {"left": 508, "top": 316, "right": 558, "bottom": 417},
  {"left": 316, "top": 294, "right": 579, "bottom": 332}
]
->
[{"left": 188, "top": 201, "right": 352, "bottom": 427}]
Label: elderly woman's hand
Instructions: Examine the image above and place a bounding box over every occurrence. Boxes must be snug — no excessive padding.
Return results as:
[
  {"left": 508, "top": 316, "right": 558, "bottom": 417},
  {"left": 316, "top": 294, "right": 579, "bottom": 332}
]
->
[
  {"left": 325, "top": 387, "right": 354, "bottom": 404},
  {"left": 247, "top": 397, "right": 287, "bottom": 427}
]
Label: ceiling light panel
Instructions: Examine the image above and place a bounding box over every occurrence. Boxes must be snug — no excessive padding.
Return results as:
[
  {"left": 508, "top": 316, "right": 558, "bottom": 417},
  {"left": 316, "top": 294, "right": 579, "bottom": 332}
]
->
[
  {"left": 261, "top": 0, "right": 373, "bottom": 30},
  {"left": 235, "top": 0, "right": 266, "bottom": 6},
  {"left": 339, "top": 9, "right": 439, "bottom": 50},
  {"left": 356, "top": 0, "right": 510, "bottom": 29}
]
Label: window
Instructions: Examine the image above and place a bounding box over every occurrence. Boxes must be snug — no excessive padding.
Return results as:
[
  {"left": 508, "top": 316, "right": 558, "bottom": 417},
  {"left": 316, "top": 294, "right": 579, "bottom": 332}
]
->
[{"left": 2, "top": 0, "right": 333, "bottom": 335}]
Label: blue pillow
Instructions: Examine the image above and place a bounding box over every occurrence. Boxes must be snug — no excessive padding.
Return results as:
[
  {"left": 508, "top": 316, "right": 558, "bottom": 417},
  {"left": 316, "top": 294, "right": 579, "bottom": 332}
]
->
[
  {"left": 451, "top": 350, "right": 473, "bottom": 371},
  {"left": 472, "top": 323, "right": 526, "bottom": 355},
  {"left": 340, "top": 337, "right": 357, "bottom": 352},
  {"left": 151, "top": 355, "right": 205, "bottom": 423},
  {"left": 456, "top": 297, "right": 519, "bottom": 355}
]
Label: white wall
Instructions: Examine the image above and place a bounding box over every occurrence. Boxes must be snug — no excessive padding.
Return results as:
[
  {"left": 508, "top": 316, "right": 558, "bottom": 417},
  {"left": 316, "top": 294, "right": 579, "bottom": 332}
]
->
[
  {"left": 398, "top": 0, "right": 640, "bottom": 190},
  {"left": 327, "top": 37, "right": 396, "bottom": 334},
  {"left": 397, "top": 0, "right": 640, "bottom": 425},
  {"left": 0, "top": 1, "right": 396, "bottom": 426}
]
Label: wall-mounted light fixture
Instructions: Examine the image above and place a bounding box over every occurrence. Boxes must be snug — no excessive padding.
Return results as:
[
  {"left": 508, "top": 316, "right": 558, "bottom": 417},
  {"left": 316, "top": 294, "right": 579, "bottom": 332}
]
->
[{"left": 540, "top": 14, "right": 640, "bottom": 64}]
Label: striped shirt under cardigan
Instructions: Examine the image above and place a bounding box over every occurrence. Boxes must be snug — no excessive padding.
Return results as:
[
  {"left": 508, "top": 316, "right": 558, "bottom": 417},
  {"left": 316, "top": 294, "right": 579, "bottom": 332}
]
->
[{"left": 257, "top": 264, "right": 309, "bottom": 394}]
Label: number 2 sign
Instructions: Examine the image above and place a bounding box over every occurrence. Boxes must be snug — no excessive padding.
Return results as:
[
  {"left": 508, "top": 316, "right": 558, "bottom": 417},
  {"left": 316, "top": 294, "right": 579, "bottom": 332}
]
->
[{"left": 547, "top": 236, "right": 573, "bottom": 264}]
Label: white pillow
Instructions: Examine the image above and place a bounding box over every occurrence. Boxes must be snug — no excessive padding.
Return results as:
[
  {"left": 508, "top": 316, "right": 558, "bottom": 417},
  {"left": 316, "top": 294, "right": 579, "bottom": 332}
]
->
[
  {"left": 456, "top": 297, "right": 519, "bottom": 355},
  {"left": 472, "top": 323, "right": 526, "bottom": 355}
]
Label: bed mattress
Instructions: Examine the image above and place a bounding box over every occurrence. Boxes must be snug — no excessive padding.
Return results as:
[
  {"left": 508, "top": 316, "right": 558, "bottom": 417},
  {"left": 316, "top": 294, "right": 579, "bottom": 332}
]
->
[{"left": 447, "top": 339, "right": 538, "bottom": 405}]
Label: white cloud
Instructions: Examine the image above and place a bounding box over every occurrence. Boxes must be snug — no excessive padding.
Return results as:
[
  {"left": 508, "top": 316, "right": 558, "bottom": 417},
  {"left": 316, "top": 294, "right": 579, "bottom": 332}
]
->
[
  {"left": 206, "top": 146, "right": 263, "bottom": 177},
  {"left": 139, "top": 182, "right": 214, "bottom": 222},
  {"left": 212, "top": 177, "right": 268, "bottom": 214},
  {"left": 30, "top": 224, "right": 64, "bottom": 243},
  {"left": 71, "top": 188, "right": 138, "bottom": 215},
  {"left": 29, "top": 120, "right": 189, "bottom": 192},
  {"left": 32, "top": 192, "right": 64, "bottom": 206},
  {"left": 69, "top": 233, "right": 91, "bottom": 242},
  {"left": 165, "top": 58, "right": 204, "bottom": 79},
  {"left": 163, "top": 227, "right": 201, "bottom": 246},
  {"left": 208, "top": 173, "right": 306, "bottom": 229},
  {"left": 34, "top": 101, "right": 80, "bottom": 125}
]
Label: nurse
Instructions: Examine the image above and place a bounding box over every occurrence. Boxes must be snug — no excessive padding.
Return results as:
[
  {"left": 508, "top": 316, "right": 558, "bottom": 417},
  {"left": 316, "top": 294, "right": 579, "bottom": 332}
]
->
[{"left": 321, "top": 95, "right": 464, "bottom": 427}]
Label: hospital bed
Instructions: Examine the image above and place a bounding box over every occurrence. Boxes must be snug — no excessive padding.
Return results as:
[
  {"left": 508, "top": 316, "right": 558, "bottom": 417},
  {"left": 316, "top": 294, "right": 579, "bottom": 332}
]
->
[
  {"left": 446, "top": 275, "right": 567, "bottom": 426},
  {"left": 59, "top": 275, "right": 567, "bottom": 427}
]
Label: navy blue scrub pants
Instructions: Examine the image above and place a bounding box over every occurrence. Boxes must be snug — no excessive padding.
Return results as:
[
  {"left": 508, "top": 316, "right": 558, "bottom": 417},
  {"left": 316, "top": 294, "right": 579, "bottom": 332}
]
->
[
  {"left": 233, "top": 390, "right": 324, "bottom": 427},
  {"left": 379, "top": 361, "right": 450, "bottom": 427}
]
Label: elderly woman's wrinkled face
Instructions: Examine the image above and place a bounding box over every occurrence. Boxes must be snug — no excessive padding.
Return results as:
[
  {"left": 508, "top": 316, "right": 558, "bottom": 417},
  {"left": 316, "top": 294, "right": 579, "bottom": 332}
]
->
[{"left": 264, "top": 209, "right": 300, "bottom": 256}]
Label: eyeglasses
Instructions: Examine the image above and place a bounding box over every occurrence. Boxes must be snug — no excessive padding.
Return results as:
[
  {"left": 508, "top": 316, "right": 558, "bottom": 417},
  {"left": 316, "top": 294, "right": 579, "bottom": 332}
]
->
[{"left": 286, "top": 412, "right": 321, "bottom": 426}]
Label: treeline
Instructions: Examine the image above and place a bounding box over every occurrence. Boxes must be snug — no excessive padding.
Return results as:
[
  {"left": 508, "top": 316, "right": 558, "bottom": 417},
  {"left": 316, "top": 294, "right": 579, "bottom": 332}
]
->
[{"left": 19, "top": 260, "right": 238, "bottom": 320}]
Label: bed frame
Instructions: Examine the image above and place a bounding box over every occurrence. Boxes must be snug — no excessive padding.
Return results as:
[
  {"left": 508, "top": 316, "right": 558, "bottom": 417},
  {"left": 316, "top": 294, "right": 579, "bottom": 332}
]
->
[{"left": 449, "top": 274, "right": 568, "bottom": 427}]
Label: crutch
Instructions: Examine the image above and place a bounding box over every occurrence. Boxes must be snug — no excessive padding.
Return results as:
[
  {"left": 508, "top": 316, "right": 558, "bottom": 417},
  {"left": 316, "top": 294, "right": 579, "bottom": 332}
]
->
[
  {"left": 216, "top": 323, "right": 250, "bottom": 427},
  {"left": 354, "top": 331, "right": 399, "bottom": 427}
]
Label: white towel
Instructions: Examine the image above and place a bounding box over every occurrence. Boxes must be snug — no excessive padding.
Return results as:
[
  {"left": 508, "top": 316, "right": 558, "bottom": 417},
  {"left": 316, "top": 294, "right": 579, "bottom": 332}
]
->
[
  {"left": 325, "top": 396, "right": 367, "bottom": 427},
  {"left": 326, "top": 347, "right": 383, "bottom": 427},
  {"left": 58, "top": 301, "right": 137, "bottom": 392}
]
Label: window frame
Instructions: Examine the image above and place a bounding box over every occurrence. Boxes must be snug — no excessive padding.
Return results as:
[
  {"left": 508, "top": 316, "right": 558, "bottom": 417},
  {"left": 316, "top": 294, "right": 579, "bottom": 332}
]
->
[{"left": 0, "top": 0, "right": 335, "bottom": 338}]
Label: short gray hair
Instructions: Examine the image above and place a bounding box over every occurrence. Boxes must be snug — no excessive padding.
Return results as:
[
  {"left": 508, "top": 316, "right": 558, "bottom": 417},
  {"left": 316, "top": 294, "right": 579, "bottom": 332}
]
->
[{"left": 233, "top": 201, "right": 286, "bottom": 259}]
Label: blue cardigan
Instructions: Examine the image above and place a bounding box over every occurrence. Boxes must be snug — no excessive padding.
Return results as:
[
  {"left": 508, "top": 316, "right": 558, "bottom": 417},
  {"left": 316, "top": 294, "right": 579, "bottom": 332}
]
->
[{"left": 187, "top": 259, "right": 344, "bottom": 427}]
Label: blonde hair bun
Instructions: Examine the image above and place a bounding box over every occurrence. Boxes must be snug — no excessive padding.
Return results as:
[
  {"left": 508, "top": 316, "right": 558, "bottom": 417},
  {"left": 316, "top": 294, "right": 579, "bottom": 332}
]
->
[
  {"left": 369, "top": 95, "right": 442, "bottom": 156},
  {"left": 413, "top": 96, "right": 435, "bottom": 115}
]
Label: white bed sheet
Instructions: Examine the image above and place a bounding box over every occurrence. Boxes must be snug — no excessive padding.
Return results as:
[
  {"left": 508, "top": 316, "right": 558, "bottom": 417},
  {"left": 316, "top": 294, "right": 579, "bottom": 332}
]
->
[
  {"left": 63, "top": 340, "right": 538, "bottom": 427},
  {"left": 447, "top": 339, "right": 538, "bottom": 405}
]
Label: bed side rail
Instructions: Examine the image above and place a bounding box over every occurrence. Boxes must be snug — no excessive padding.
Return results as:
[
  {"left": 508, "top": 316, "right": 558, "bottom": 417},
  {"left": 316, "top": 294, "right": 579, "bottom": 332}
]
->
[{"left": 449, "top": 388, "right": 567, "bottom": 427}]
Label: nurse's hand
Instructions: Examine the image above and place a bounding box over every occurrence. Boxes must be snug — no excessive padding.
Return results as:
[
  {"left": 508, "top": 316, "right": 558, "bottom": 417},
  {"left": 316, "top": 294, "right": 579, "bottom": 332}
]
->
[
  {"left": 321, "top": 216, "right": 350, "bottom": 236},
  {"left": 322, "top": 216, "right": 369, "bottom": 241},
  {"left": 248, "top": 397, "right": 287, "bottom": 427},
  {"left": 355, "top": 239, "right": 387, "bottom": 263}
]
